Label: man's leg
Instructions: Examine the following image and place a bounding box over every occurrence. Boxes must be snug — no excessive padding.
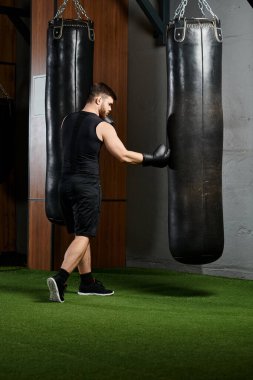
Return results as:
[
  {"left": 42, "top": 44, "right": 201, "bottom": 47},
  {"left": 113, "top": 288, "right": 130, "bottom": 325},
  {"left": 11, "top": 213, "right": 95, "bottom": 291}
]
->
[
  {"left": 78, "top": 242, "right": 91, "bottom": 274},
  {"left": 77, "top": 243, "right": 96, "bottom": 291},
  {"left": 77, "top": 243, "right": 114, "bottom": 297},
  {"left": 47, "top": 236, "right": 89, "bottom": 302},
  {"left": 61, "top": 235, "right": 89, "bottom": 273}
]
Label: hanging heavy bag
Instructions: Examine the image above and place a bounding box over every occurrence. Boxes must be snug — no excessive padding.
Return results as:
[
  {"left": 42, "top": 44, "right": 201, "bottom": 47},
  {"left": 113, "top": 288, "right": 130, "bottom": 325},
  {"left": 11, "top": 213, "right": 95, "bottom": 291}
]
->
[
  {"left": 167, "top": 0, "right": 224, "bottom": 264},
  {"left": 0, "top": 85, "right": 15, "bottom": 183},
  {"left": 45, "top": 0, "right": 94, "bottom": 224}
]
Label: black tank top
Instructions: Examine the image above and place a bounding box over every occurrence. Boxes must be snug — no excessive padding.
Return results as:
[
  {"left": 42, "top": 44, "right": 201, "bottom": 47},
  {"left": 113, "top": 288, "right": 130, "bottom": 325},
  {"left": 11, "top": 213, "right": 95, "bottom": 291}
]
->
[{"left": 61, "top": 111, "right": 103, "bottom": 177}]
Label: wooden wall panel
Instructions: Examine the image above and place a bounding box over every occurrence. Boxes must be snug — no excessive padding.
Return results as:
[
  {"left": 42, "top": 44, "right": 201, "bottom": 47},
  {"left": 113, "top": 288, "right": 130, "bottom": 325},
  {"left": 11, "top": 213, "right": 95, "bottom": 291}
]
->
[
  {"left": 30, "top": 0, "right": 52, "bottom": 75},
  {"left": 0, "top": 0, "right": 16, "bottom": 253},
  {"left": 85, "top": 0, "right": 128, "bottom": 200},
  {"left": 28, "top": 0, "right": 54, "bottom": 269},
  {"left": 28, "top": 201, "right": 52, "bottom": 270},
  {"left": 91, "top": 201, "right": 126, "bottom": 268},
  {"left": 28, "top": 0, "right": 128, "bottom": 270}
]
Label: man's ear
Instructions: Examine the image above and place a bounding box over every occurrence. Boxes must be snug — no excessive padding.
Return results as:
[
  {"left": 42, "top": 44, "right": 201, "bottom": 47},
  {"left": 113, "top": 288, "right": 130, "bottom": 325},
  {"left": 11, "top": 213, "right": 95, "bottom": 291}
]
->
[{"left": 95, "top": 96, "right": 102, "bottom": 105}]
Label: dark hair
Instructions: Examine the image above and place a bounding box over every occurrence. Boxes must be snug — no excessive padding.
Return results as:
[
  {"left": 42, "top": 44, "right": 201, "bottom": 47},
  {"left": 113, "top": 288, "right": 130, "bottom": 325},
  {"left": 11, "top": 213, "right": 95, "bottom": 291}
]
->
[{"left": 87, "top": 82, "right": 117, "bottom": 102}]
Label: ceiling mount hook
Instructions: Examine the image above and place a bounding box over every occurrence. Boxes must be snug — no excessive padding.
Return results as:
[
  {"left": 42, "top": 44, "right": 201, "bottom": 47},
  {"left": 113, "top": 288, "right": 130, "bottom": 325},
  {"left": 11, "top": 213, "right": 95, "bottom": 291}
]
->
[{"left": 136, "top": 0, "right": 171, "bottom": 46}]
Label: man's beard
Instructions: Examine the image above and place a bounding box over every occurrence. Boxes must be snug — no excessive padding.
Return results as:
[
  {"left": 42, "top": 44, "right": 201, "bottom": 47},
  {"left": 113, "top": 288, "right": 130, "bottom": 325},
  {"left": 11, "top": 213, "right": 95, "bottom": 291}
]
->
[{"left": 99, "top": 106, "right": 107, "bottom": 119}]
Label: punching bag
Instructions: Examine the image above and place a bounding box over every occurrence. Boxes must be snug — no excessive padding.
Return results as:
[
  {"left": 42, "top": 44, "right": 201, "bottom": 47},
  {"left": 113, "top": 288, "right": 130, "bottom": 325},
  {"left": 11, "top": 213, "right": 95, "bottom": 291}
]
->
[
  {"left": 45, "top": 0, "right": 94, "bottom": 224},
  {"left": 0, "top": 85, "right": 15, "bottom": 183},
  {"left": 167, "top": 0, "right": 224, "bottom": 264}
]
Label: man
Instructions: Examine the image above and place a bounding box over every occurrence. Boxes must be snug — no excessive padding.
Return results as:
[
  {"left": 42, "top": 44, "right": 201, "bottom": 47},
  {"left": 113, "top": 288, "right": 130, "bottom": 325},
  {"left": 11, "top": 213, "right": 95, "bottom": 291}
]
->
[{"left": 47, "top": 82, "right": 169, "bottom": 303}]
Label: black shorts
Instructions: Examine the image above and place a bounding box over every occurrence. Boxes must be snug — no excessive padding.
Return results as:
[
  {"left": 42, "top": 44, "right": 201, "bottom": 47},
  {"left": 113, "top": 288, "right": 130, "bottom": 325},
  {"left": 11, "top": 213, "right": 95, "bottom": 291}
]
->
[{"left": 59, "top": 175, "right": 102, "bottom": 237}]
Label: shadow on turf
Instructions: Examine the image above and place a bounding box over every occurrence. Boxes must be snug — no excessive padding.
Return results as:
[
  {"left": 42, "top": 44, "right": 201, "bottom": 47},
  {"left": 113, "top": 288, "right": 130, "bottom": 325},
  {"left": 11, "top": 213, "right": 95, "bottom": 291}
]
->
[
  {"left": 40, "top": 287, "right": 214, "bottom": 301},
  {"left": 115, "top": 281, "right": 215, "bottom": 297},
  {"left": 0, "top": 268, "right": 215, "bottom": 301},
  {"left": 43, "top": 272, "right": 215, "bottom": 299},
  {"left": 0, "top": 282, "right": 214, "bottom": 303},
  {"left": 139, "top": 285, "right": 214, "bottom": 297},
  {"left": 92, "top": 271, "right": 215, "bottom": 297},
  {"left": 0, "top": 283, "right": 48, "bottom": 302}
]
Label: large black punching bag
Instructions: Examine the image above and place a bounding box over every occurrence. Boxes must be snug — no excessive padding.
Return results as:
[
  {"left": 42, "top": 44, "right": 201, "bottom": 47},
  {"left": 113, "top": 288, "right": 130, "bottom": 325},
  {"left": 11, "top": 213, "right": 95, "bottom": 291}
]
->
[
  {"left": 45, "top": 0, "right": 94, "bottom": 224},
  {"left": 0, "top": 85, "right": 15, "bottom": 183},
  {"left": 167, "top": 0, "right": 224, "bottom": 264}
]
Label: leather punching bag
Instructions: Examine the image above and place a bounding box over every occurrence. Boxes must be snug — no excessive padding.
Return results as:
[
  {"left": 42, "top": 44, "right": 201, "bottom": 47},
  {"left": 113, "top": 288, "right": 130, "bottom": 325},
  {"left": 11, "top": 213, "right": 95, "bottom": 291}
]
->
[
  {"left": 167, "top": 2, "right": 224, "bottom": 264},
  {"left": 45, "top": 1, "right": 94, "bottom": 224},
  {"left": 0, "top": 87, "right": 15, "bottom": 183}
]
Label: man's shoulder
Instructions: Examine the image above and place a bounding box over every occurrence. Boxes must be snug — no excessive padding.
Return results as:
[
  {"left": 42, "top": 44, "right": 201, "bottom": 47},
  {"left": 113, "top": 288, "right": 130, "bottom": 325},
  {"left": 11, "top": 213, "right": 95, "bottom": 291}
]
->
[
  {"left": 80, "top": 111, "right": 103, "bottom": 122},
  {"left": 63, "top": 111, "right": 80, "bottom": 121},
  {"left": 64, "top": 111, "right": 100, "bottom": 121}
]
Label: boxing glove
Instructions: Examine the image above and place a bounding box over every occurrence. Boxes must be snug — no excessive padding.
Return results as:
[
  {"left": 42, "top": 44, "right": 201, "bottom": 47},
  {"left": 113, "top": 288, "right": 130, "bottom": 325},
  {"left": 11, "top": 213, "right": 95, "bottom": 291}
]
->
[
  {"left": 142, "top": 144, "right": 170, "bottom": 168},
  {"left": 104, "top": 115, "right": 114, "bottom": 125}
]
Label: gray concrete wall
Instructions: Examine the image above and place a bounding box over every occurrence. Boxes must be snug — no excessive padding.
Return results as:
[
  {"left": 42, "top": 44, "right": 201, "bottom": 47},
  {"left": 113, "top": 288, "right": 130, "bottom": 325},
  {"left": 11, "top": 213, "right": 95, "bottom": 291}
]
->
[{"left": 127, "top": 0, "right": 253, "bottom": 279}]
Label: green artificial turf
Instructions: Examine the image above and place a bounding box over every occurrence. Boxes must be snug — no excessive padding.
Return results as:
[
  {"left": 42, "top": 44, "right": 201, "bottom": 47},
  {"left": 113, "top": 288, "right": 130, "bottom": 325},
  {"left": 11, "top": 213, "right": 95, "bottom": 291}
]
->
[{"left": 0, "top": 267, "right": 253, "bottom": 380}]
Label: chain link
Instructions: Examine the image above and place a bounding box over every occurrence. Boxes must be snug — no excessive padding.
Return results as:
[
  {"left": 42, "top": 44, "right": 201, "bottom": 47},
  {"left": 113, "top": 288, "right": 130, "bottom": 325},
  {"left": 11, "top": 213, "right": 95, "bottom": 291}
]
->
[
  {"left": 174, "top": 0, "right": 218, "bottom": 19},
  {"left": 54, "top": 0, "right": 68, "bottom": 18},
  {"left": 73, "top": 0, "right": 90, "bottom": 20},
  {"left": 174, "top": 0, "right": 188, "bottom": 19},
  {"left": 198, "top": 0, "right": 206, "bottom": 16},
  {"left": 199, "top": 0, "right": 218, "bottom": 19},
  {"left": 54, "top": 0, "right": 90, "bottom": 20}
]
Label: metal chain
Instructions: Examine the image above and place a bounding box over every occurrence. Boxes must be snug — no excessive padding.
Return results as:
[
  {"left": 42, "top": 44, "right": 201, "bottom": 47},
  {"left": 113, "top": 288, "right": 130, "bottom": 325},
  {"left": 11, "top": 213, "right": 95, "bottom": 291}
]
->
[
  {"left": 174, "top": 0, "right": 218, "bottom": 19},
  {"left": 73, "top": 0, "right": 90, "bottom": 20},
  {"left": 198, "top": 0, "right": 206, "bottom": 16},
  {"left": 0, "top": 83, "right": 10, "bottom": 99},
  {"left": 54, "top": 0, "right": 90, "bottom": 20},
  {"left": 199, "top": 0, "right": 218, "bottom": 19},
  {"left": 54, "top": 0, "right": 69, "bottom": 18},
  {"left": 174, "top": 0, "right": 188, "bottom": 19}
]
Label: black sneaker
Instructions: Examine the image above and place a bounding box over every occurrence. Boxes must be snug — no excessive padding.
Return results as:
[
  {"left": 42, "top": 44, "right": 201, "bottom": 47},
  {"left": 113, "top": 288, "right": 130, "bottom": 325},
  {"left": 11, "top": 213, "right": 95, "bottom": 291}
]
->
[
  {"left": 47, "top": 277, "right": 66, "bottom": 303},
  {"left": 78, "top": 279, "right": 114, "bottom": 296}
]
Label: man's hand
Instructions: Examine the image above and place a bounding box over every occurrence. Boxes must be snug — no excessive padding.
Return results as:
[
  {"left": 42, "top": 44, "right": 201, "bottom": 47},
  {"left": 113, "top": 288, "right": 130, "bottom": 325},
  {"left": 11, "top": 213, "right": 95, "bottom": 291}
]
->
[{"left": 142, "top": 144, "right": 170, "bottom": 168}]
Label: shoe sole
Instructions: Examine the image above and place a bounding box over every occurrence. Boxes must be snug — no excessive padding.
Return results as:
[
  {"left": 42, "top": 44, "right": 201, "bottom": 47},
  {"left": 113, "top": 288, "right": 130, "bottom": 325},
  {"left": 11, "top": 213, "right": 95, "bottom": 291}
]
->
[
  {"left": 47, "top": 277, "right": 64, "bottom": 303},
  {"left": 77, "top": 291, "right": 114, "bottom": 296}
]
